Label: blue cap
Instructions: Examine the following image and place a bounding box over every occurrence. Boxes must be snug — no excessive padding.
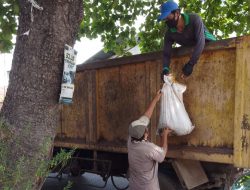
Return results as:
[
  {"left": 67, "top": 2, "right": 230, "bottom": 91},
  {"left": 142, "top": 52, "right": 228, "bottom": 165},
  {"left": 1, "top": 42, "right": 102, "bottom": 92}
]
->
[{"left": 157, "top": 1, "right": 179, "bottom": 22}]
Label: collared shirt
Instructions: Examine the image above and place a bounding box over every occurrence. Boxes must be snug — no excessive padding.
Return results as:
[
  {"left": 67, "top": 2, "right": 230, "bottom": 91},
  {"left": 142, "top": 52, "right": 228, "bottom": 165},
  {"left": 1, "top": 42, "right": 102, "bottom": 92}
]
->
[
  {"left": 127, "top": 136, "right": 166, "bottom": 190},
  {"left": 163, "top": 13, "right": 216, "bottom": 69}
]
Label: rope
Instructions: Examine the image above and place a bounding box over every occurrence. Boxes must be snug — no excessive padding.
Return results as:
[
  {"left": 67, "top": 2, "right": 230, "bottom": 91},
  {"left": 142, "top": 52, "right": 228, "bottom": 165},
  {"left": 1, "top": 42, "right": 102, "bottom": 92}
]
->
[{"left": 21, "top": 0, "right": 43, "bottom": 36}]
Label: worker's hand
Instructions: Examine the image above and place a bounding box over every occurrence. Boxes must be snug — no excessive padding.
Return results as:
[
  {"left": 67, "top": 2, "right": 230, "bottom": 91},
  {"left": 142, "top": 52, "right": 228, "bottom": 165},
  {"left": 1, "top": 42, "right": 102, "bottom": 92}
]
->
[
  {"left": 154, "top": 90, "right": 162, "bottom": 102},
  {"left": 161, "top": 67, "right": 170, "bottom": 82},
  {"left": 161, "top": 128, "right": 172, "bottom": 137},
  {"left": 182, "top": 62, "right": 194, "bottom": 77},
  {"left": 181, "top": 74, "right": 188, "bottom": 79}
]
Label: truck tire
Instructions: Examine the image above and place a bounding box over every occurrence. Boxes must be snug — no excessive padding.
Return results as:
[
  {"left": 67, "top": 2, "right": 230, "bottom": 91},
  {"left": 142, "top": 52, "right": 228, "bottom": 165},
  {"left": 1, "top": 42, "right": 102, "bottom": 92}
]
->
[{"left": 158, "top": 171, "right": 184, "bottom": 190}]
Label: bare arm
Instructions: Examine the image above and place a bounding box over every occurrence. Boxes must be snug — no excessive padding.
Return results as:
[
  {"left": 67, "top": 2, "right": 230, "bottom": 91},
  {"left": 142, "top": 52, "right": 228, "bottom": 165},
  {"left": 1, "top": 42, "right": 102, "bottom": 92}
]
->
[
  {"left": 160, "top": 128, "right": 172, "bottom": 151},
  {"left": 144, "top": 91, "right": 162, "bottom": 119},
  {"left": 150, "top": 128, "right": 172, "bottom": 163}
]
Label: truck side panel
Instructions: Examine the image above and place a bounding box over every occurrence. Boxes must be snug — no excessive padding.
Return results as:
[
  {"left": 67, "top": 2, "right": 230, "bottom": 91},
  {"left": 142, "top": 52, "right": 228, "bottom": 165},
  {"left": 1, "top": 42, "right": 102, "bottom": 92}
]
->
[
  {"left": 234, "top": 35, "right": 250, "bottom": 168},
  {"left": 55, "top": 36, "right": 250, "bottom": 168}
]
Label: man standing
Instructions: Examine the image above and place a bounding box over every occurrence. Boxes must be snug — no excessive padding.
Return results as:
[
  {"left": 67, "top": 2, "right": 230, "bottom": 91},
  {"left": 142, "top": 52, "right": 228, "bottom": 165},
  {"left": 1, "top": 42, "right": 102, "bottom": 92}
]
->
[
  {"left": 158, "top": 0, "right": 216, "bottom": 78},
  {"left": 128, "top": 91, "right": 172, "bottom": 190}
]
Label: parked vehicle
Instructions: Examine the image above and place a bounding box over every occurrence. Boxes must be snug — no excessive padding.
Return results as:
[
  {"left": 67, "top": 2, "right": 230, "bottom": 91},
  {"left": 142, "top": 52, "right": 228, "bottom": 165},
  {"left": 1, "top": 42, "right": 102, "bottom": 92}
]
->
[{"left": 231, "top": 171, "right": 250, "bottom": 190}]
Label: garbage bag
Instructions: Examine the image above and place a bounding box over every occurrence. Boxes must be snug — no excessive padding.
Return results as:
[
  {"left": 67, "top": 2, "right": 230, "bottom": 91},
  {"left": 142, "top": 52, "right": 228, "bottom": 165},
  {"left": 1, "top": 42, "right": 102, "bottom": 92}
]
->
[{"left": 158, "top": 75, "right": 194, "bottom": 136}]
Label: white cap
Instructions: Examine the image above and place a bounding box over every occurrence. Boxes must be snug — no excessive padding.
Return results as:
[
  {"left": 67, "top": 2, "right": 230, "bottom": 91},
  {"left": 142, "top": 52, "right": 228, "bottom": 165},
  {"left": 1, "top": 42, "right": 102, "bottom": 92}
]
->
[{"left": 129, "top": 116, "right": 150, "bottom": 139}]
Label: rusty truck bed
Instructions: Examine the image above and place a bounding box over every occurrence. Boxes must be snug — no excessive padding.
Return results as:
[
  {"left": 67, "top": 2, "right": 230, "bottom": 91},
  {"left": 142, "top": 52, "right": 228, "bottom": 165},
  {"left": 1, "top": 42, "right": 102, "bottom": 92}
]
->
[{"left": 55, "top": 35, "right": 250, "bottom": 168}]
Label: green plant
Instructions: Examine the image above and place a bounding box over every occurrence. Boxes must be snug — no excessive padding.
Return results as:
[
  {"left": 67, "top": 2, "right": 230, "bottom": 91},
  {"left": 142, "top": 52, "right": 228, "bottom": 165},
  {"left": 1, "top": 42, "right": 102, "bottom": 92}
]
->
[{"left": 0, "top": 118, "right": 75, "bottom": 189}]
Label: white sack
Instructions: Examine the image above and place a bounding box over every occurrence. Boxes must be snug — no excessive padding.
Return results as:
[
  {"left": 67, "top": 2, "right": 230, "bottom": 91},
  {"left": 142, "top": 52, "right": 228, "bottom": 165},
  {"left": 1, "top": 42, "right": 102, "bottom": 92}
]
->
[{"left": 158, "top": 75, "right": 194, "bottom": 136}]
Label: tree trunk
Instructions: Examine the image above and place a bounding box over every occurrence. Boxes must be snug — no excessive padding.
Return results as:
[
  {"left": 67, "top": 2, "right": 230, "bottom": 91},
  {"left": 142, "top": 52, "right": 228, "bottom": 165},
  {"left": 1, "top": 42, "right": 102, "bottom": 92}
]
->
[{"left": 0, "top": 0, "right": 83, "bottom": 189}]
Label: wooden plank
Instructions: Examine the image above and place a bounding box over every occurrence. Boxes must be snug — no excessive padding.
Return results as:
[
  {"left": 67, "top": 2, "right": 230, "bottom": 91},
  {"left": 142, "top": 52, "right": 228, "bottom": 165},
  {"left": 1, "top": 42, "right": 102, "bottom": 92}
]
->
[
  {"left": 54, "top": 136, "right": 234, "bottom": 164},
  {"left": 86, "top": 70, "right": 97, "bottom": 144},
  {"left": 148, "top": 59, "right": 162, "bottom": 142},
  {"left": 146, "top": 60, "right": 155, "bottom": 142},
  {"left": 96, "top": 64, "right": 148, "bottom": 145},
  {"left": 172, "top": 159, "right": 208, "bottom": 189},
  {"left": 56, "top": 105, "right": 63, "bottom": 137},
  {"left": 77, "top": 37, "right": 236, "bottom": 71},
  {"left": 167, "top": 147, "right": 233, "bottom": 164},
  {"left": 53, "top": 139, "right": 233, "bottom": 164},
  {"left": 234, "top": 35, "right": 250, "bottom": 168},
  {"left": 60, "top": 73, "right": 87, "bottom": 141}
]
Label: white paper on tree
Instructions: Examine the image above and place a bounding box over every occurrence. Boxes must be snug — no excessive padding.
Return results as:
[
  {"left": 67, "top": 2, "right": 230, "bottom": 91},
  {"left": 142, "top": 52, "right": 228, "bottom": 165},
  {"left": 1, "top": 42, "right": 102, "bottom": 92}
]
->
[
  {"left": 59, "top": 44, "right": 77, "bottom": 104},
  {"left": 158, "top": 75, "right": 194, "bottom": 136}
]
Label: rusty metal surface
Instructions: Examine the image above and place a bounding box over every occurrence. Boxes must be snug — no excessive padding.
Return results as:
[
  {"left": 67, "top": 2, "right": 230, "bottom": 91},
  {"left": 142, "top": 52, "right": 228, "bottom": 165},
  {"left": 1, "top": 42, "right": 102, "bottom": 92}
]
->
[
  {"left": 55, "top": 36, "right": 250, "bottom": 167},
  {"left": 233, "top": 35, "right": 250, "bottom": 168},
  {"left": 167, "top": 49, "right": 236, "bottom": 147},
  {"left": 96, "top": 63, "right": 151, "bottom": 146},
  {"left": 90, "top": 48, "right": 236, "bottom": 148},
  {"left": 54, "top": 140, "right": 233, "bottom": 164}
]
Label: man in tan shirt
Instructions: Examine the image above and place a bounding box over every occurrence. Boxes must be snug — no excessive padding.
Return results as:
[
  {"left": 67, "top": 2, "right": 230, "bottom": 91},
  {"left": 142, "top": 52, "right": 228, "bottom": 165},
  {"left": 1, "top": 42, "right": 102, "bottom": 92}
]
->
[{"left": 128, "top": 91, "right": 172, "bottom": 190}]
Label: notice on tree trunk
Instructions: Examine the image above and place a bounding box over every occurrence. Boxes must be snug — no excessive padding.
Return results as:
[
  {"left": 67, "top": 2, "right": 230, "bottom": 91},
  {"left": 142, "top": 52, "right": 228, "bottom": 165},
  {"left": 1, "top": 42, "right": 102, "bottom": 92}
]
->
[{"left": 59, "top": 44, "right": 77, "bottom": 104}]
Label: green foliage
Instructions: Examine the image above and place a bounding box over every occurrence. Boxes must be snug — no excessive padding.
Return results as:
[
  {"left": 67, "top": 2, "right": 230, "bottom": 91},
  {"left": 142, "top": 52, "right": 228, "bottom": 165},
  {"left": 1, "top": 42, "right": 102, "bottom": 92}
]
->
[
  {"left": 36, "top": 148, "right": 75, "bottom": 178},
  {"left": 179, "top": 0, "right": 250, "bottom": 39},
  {"left": 0, "top": 0, "right": 19, "bottom": 52},
  {"left": 63, "top": 181, "right": 73, "bottom": 190},
  {"left": 0, "top": 0, "right": 249, "bottom": 54},
  {"left": 0, "top": 119, "right": 33, "bottom": 190},
  {"left": 80, "top": 0, "right": 250, "bottom": 55},
  {"left": 0, "top": 119, "right": 75, "bottom": 189}
]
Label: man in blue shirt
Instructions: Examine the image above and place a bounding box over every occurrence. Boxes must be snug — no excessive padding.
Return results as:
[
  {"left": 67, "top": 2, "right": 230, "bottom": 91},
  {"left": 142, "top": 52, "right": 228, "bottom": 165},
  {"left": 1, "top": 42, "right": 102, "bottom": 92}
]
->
[{"left": 158, "top": 0, "right": 216, "bottom": 78}]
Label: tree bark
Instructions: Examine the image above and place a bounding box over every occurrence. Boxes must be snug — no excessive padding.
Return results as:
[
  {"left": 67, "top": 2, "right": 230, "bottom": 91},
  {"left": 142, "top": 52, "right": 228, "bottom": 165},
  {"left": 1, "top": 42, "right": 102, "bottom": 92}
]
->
[{"left": 0, "top": 0, "right": 83, "bottom": 189}]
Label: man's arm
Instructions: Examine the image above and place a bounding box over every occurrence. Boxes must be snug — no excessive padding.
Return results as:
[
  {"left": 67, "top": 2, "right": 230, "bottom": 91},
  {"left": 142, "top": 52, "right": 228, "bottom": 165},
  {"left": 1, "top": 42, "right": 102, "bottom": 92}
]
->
[
  {"left": 143, "top": 91, "right": 162, "bottom": 119},
  {"left": 149, "top": 128, "right": 172, "bottom": 163},
  {"left": 163, "top": 34, "right": 174, "bottom": 71},
  {"left": 189, "top": 14, "right": 205, "bottom": 65},
  {"left": 182, "top": 14, "right": 205, "bottom": 77},
  {"left": 160, "top": 128, "right": 172, "bottom": 152}
]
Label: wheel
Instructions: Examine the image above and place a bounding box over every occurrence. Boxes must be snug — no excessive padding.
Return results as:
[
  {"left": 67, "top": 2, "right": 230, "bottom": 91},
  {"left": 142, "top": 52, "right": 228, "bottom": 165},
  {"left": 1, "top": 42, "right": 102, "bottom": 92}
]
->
[{"left": 158, "top": 171, "right": 184, "bottom": 190}]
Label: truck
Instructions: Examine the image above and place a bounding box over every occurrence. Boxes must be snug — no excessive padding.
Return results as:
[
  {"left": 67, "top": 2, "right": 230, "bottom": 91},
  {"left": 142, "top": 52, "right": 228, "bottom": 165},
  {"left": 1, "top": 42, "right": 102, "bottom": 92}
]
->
[{"left": 53, "top": 35, "right": 250, "bottom": 189}]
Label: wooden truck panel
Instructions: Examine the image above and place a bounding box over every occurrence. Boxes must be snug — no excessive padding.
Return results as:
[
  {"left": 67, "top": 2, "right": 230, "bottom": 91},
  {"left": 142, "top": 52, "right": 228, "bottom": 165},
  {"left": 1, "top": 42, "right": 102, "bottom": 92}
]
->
[{"left": 55, "top": 35, "right": 250, "bottom": 168}]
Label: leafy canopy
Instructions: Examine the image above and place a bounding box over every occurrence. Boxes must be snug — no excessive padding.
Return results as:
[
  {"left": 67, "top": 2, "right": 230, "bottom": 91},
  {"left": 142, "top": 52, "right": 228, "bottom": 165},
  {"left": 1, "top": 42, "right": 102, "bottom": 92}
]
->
[
  {"left": 0, "top": 0, "right": 250, "bottom": 54},
  {"left": 0, "top": 0, "right": 18, "bottom": 52}
]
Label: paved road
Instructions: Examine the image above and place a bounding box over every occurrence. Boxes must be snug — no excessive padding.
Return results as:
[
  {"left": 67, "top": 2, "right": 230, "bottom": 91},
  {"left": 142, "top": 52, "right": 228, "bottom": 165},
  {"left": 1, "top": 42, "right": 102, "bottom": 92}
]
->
[{"left": 42, "top": 173, "right": 129, "bottom": 190}]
